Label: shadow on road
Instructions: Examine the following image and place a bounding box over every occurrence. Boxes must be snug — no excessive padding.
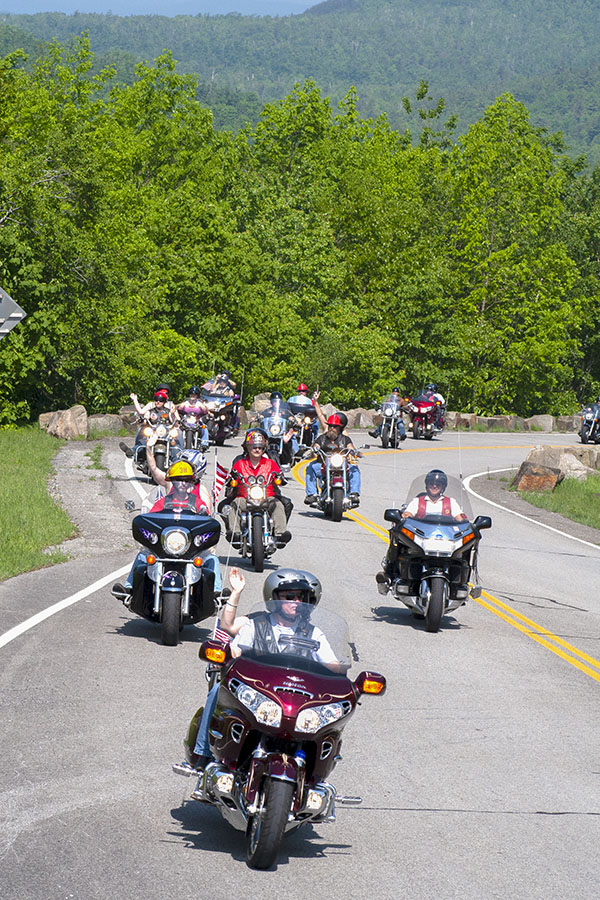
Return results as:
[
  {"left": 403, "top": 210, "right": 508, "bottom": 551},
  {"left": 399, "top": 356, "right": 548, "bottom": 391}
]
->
[
  {"left": 368, "top": 604, "right": 464, "bottom": 631},
  {"left": 109, "top": 615, "right": 213, "bottom": 645}
]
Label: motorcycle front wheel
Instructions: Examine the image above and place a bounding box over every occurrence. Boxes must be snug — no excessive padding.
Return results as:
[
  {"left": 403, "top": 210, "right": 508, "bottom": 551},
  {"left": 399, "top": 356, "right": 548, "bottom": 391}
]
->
[
  {"left": 425, "top": 578, "right": 445, "bottom": 633},
  {"left": 246, "top": 778, "right": 294, "bottom": 870},
  {"left": 580, "top": 426, "right": 590, "bottom": 444},
  {"left": 154, "top": 450, "right": 166, "bottom": 473},
  {"left": 413, "top": 422, "right": 422, "bottom": 440},
  {"left": 251, "top": 515, "right": 264, "bottom": 573},
  {"left": 161, "top": 592, "right": 182, "bottom": 646},
  {"left": 184, "top": 430, "right": 193, "bottom": 449},
  {"left": 381, "top": 424, "right": 390, "bottom": 448},
  {"left": 331, "top": 486, "right": 344, "bottom": 522}
]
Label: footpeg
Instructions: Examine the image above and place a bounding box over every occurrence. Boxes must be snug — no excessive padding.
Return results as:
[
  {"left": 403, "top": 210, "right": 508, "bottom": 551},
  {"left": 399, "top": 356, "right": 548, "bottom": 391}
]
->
[
  {"left": 172, "top": 761, "right": 196, "bottom": 778},
  {"left": 336, "top": 796, "right": 363, "bottom": 806}
]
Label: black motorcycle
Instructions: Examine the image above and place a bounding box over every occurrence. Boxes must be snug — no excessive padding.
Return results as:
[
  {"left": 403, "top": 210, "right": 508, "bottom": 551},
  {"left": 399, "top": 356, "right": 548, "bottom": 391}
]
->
[
  {"left": 287, "top": 395, "right": 318, "bottom": 460},
  {"left": 580, "top": 402, "right": 600, "bottom": 444},
  {"left": 113, "top": 508, "right": 221, "bottom": 645},
  {"left": 202, "top": 392, "right": 240, "bottom": 446},
  {"left": 261, "top": 402, "right": 294, "bottom": 468},
  {"left": 220, "top": 472, "right": 286, "bottom": 573}
]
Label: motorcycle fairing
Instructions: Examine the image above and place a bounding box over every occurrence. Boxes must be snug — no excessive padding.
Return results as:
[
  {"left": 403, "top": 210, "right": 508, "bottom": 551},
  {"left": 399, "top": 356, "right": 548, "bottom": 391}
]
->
[{"left": 132, "top": 511, "right": 221, "bottom": 553}]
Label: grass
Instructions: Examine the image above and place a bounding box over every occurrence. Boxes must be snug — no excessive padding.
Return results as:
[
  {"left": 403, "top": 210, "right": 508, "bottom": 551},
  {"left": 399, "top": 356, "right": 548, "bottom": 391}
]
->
[
  {"left": 520, "top": 473, "right": 600, "bottom": 531},
  {"left": 0, "top": 427, "right": 76, "bottom": 581},
  {"left": 85, "top": 444, "right": 107, "bottom": 471}
]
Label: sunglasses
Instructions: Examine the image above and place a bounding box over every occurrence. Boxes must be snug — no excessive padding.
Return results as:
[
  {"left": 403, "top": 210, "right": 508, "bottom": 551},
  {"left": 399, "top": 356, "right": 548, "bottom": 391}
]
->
[{"left": 278, "top": 591, "right": 305, "bottom": 602}]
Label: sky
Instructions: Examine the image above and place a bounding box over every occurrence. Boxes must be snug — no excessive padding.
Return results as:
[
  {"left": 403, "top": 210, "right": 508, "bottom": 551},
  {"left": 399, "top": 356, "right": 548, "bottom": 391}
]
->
[{"left": 0, "top": 1, "right": 315, "bottom": 14}]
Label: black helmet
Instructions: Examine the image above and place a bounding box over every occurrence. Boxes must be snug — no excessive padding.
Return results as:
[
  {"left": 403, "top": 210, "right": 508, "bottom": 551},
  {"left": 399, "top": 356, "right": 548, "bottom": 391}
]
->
[
  {"left": 426, "top": 383, "right": 438, "bottom": 392},
  {"left": 392, "top": 386, "right": 401, "bottom": 394},
  {"left": 263, "top": 568, "right": 322, "bottom": 615},
  {"left": 335, "top": 411, "right": 348, "bottom": 428},
  {"left": 425, "top": 469, "right": 447, "bottom": 491},
  {"left": 270, "top": 391, "right": 283, "bottom": 402},
  {"left": 156, "top": 382, "right": 170, "bottom": 394},
  {"left": 188, "top": 385, "right": 201, "bottom": 395}
]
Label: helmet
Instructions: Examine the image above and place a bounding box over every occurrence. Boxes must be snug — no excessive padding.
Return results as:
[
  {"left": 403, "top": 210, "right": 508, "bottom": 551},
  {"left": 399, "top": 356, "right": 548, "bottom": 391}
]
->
[
  {"left": 392, "top": 386, "right": 401, "bottom": 394},
  {"left": 263, "top": 568, "right": 322, "bottom": 614},
  {"left": 180, "top": 449, "right": 207, "bottom": 479},
  {"left": 244, "top": 428, "right": 268, "bottom": 448},
  {"left": 270, "top": 391, "right": 283, "bottom": 402},
  {"left": 166, "top": 460, "right": 195, "bottom": 482},
  {"left": 425, "top": 469, "right": 448, "bottom": 491},
  {"left": 297, "top": 383, "right": 308, "bottom": 392},
  {"left": 154, "top": 389, "right": 169, "bottom": 401},
  {"left": 188, "top": 385, "right": 201, "bottom": 396},
  {"left": 336, "top": 411, "right": 348, "bottom": 428},
  {"left": 426, "top": 383, "right": 438, "bottom": 393},
  {"left": 156, "top": 383, "right": 170, "bottom": 394},
  {"left": 327, "top": 414, "right": 343, "bottom": 427}
]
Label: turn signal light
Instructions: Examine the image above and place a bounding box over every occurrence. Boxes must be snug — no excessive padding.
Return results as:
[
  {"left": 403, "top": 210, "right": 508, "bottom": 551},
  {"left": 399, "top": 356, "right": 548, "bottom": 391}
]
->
[
  {"left": 354, "top": 671, "right": 387, "bottom": 696},
  {"left": 401, "top": 527, "right": 414, "bottom": 540},
  {"left": 362, "top": 678, "right": 386, "bottom": 694},
  {"left": 193, "top": 556, "right": 203, "bottom": 567},
  {"left": 205, "top": 647, "right": 227, "bottom": 664},
  {"left": 146, "top": 554, "right": 156, "bottom": 565},
  {"left": 230, "top": 478, "right": 238, "bottom": 487}
]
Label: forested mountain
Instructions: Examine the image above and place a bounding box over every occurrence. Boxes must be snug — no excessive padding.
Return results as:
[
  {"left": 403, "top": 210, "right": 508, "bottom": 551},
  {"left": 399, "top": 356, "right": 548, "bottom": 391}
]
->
[{"left": 1, "top": 0, "right": 600, "bottom": 158}]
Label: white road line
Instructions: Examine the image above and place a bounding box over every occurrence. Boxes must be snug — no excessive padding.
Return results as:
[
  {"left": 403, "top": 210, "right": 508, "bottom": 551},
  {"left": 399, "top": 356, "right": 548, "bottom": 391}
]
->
[
  {"left": 464, "top": 468, "right": 600, "bottom": 552},
  {"left": 125, "top": 455, "right": 150, "bottom": 501},
  {"left": 0, "top": 564, "right": 130, "bottom": 650}
]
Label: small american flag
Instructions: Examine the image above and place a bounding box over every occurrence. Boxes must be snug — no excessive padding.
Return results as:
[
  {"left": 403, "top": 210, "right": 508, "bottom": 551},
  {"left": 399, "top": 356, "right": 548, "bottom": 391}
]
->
[
  {"left": 213, "top": 616, "right": 231, "bottom": 644},
  {"left": 212, "top": 453, "right": 229, "bottom": 506}
]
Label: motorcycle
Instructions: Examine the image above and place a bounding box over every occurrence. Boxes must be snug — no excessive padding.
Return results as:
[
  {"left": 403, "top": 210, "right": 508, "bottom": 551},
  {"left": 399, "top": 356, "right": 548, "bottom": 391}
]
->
[
  {"left": 202, "top": 391, "right": 240, "bottom": 446},
  {"left": 380, "top": 474, "right": 491, "bottom": 632},
  {"left": 287, "top": 395, "right": 318, "bottom": 458},
  {"left": 261, "top": 401, "right": 294, "bottom": 468},
  {"left": 375, "top": 395, "right": 406, "bottom": 448},
  {"left": 180, "top": 411, "right": 209, "bottom": 451},
  {"left": 112, "top": 505, "right": 221, "bottom": 645},
  {"left": 580, "top": 402, "right": 600, "bottom": 444},
  {"left": 310, "top": 446, "right": 359, "bottom": 521},
  {"left": 132, "top": 411, "right": 182, "bottom": 478},
  {"left": 173, "top": 605, "right": 386, "bottom": 869},
  {"left": 220, "top": 472, "right": 286, "bottom": 573},
  {"left": 406, "top": 392, "right": 444, "bottom": 440}
]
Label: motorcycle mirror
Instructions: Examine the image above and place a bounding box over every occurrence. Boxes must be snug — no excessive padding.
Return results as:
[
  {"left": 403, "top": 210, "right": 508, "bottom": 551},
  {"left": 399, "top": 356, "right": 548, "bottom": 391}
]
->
[
  {"left": 199, "top": 638, "right": 232, "bottom": 665},
  {"left": 124, "top": 500, "right": 137, "bottom": 511},
  {"left": 473, "top": 515, "right": 492, "bottom": 531},
  {"left": 354, "top": 671, "right": 386, "bottom": 696},
  {"left": 384, "top": 508, "right": 404, "bottom": 524}
]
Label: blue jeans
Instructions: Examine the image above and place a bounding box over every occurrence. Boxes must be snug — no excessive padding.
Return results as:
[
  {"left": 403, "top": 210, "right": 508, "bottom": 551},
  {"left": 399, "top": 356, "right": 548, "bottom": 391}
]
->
[
  {"left": 305, "top": 461, "right": 361, "bottom": 496},
  {"left": 373, "top": 420, "right": 406, "bottom": 439},
  {"left": 124, "top": 551, "right": 221, "bottom": 591},
  {"left": 193, "top": 682, "right": 220, "bottom": 756}
]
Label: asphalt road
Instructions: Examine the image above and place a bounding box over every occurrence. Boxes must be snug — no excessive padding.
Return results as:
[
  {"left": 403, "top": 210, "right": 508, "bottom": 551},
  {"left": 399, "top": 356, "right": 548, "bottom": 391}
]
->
[{"left": 1, "top": 432, "right": 599, "bottom": 900}]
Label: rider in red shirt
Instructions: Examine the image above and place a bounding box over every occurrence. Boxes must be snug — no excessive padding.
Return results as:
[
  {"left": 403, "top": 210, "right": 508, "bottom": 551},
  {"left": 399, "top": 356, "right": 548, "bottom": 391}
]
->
[{"left": 223, "top": 429, "right": 292, "bottom": 545}]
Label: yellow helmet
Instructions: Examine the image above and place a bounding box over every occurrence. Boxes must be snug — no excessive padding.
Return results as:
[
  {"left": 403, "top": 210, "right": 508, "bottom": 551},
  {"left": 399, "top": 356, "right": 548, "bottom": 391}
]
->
[{"left": 166, "top": 461, "right": 195, "bottom": 481}]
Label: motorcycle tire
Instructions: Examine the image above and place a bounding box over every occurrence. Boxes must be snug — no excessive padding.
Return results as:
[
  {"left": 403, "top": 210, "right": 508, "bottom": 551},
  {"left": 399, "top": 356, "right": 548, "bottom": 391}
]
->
[
  {"left": 381, "top": 425, "right": 390, "bottom": 449},
  {"left": 154, "top": 451, "right": 166, "bottom": 473},
  {"left": 580, "top": 426, "right": 590, "bottom": 444},
  {"left": 331, "top": 486, "right": 344, "bottom": 522},
  {"left": 184, "top": 431, "right": 192, "bottom": 449},
  {"left": 413, "top": 422, "right": 422, "bottom": 440},
  {"left": 425, "top": 578, "right": 445, "bottom": 633},
  {"left": 251, "top": 516, "right": 264, "bottom": 573},
  {"left": 246, "top": 778, "right": 294, "bottom": 870},
  {"left": 161, "top": 592, "right": 182, "bottom": 646},
  {"left": 424, "top": 431, "right": 434, "bottom": 441}
]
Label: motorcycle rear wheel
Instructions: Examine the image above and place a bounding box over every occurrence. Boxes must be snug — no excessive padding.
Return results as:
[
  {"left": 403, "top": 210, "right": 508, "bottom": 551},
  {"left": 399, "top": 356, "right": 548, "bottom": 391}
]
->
[
  {"left": 381, "top": 425, "right": 390, "bottom": 449},
  {"left": 331, "top": 486, "right": 344, "bottom": 522},
  {"left": 251, "top": 516, "right": 264, "bottom": 573},
  {"left": 424, "top": 431, "right": 434, "bottom": 441},
  {"left": 425, "top": 578, "right": 445, "bottom": 633},
  {"left": 246, "top": 778, "right": 294, "bottom": 870},
  {"left": 580, "top": 426, "right": 590, "bottom": 444},
  {"left": 413, "top": 422, "right": 422, "bottom": 440},
  {"left": 161, "top": 592, "right": 182, "bottom": 646}
]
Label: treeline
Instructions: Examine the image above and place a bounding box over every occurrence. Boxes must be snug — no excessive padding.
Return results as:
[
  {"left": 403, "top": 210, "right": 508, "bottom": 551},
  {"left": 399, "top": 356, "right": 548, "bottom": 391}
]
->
[
  {"left": 0, "top": 38, "right": 599, "bottom": 425},
  {"left": 2, "top": 0, "right": 600, "bottom": 159}
]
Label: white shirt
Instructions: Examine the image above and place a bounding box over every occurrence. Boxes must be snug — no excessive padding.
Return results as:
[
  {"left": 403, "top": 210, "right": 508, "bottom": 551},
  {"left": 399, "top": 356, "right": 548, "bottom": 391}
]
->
[
  {"left": 404, "top": 495, "right": 464, "bottom": 518},
  {"left": 232, "top": 616, "right": 338, "bottom": 666}
]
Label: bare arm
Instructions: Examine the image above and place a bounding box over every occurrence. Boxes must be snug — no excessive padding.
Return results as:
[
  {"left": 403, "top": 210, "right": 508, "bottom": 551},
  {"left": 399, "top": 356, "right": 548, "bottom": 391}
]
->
[
  {"left": 220, "top": 568, "right": 249, "bottom": 635},
  {"left": 130, "top": 392, "right": 145, "bottom": 416},
  {"left": 145, "top": 434, "right": 167, "bottom": 486},
  {"left": 313, "top": 395, "right": 327, "bottom": 431}
]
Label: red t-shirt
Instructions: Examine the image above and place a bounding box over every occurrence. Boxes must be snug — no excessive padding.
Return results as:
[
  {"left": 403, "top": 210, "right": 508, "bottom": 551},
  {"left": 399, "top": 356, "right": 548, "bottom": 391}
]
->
[
  {"left": 230, "top": 455, "right": 282, "bottom": 499},
  {"left": 150, "top": 483, "right": 209, "bottom": 514}
]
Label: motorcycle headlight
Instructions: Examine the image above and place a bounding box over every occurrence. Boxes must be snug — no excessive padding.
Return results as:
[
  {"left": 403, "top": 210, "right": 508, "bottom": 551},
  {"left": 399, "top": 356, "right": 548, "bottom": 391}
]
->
[
  {"left": 330, "top": 453, "right": 344, "bottom": 467},
  {"left": 384, "top": 406, "right": 393, "bottom": 416},
  {"left": 586, "top": 413, "right": 593, "bottom": 420},
  {"left": 248, "top": 485, "right": 265, "bottom": 501},
  {"left": 304, "top": 416, "right": 311, "bottom": 424},
  {"left": 142, "top": 427, "right": 152, "bottom": 437},
  {"left": 169, "top": 427, "right": 179, "bottom": 438},
  {"left": 296, "top": 702, "right": 348, "bottom": 734},
  {"left": 162, "top": 528, "right": 190, "bottom": 556},
  {"left": 235, "top": 684, "right": 282, "bottom": 727},
  {"left": 270, "top": 424, "right": 281, "bottom": 435},
  {"left": 156, "top": 424, "right": 168, "bottom": 438}
]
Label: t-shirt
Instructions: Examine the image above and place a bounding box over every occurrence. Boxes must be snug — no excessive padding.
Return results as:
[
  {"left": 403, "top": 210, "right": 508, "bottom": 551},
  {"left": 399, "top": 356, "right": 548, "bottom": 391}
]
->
[{"left": 232, "top": 616, "right": 338, "bottom": 666}]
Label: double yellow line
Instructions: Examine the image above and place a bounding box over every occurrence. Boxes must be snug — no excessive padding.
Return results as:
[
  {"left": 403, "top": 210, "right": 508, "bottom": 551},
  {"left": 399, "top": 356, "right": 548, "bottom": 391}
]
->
[{"left": 292, "top": 454, "right": 600, "bottom": 685}]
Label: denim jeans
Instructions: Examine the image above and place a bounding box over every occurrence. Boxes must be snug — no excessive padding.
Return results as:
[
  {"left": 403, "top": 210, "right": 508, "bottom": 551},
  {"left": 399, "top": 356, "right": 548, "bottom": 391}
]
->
[
  {"left": 193, "top": 682, "right": 220, "bottom": 756},
  {"left": 305, "top": 460, "right": 361, "bottom": 495}
]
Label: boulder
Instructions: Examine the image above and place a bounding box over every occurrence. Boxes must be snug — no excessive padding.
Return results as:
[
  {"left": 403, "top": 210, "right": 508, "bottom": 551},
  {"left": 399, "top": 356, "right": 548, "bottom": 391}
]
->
[
  {"left": 454, "top": 413, "right": 477, "bottom": 429},
  {"left": 525, "top": 445, "right": 600, "bottom": 478},
  {"left": 250, "top": 393, "right": 272, "bottom": 415},
  {"left": 510, "top": 416, "right": 528, "bottom": 431},
  {"left": 555, "top": 415, "right": 581, "bottom": 433},
  {"left": 87, "top": 414, "right": 123, "bottom": 436},
  {"left": 353, "top": 409, "right": 375, "bottom": 429},
  {"left": 38, "top": 412, "right": 54, "bottom": 430},
  {"left": 237, "top": 405, "right": 248, "bottom": 427},
  {"left": 320, "top": 403, "right": 338, "bottom": 420},
  {"left": 118, "top": 404, "right": 139, "bottom": 434},
  {"left": 511, "top": 462, "right": 560, "bottom": 492},
  {"left": 46, "top": 405, "right": 88, "bottom": 440},
  {"left": 525, "top": 414, "right": 555, "bottom": 432}
]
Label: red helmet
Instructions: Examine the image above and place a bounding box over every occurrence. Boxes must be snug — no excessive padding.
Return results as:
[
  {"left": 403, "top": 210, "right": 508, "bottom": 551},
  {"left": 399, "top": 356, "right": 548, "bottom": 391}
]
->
[
  {"left": 297, "top": 383, "right": 308, "bottom": 392},
  {"left": 154, "top": 389, "right": 169, "bottom": 401},
  {"left": 327, "top": 414, "right": 343, "bottom": 427}
]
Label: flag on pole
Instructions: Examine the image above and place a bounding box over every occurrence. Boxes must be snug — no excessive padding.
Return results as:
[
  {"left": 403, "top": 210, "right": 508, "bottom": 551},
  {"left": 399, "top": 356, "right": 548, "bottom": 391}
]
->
[
  {"left": 212, "top": 451, "right": 229, "bottom": 506},
  {"left": 213, "top": 616, "right": 231, "bottom": 644}
]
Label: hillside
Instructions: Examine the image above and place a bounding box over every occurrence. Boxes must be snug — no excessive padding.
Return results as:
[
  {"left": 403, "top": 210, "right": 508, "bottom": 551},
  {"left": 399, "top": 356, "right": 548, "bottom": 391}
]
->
[{"left": 1, "top": 1, "right": 600, "bottom": 158}]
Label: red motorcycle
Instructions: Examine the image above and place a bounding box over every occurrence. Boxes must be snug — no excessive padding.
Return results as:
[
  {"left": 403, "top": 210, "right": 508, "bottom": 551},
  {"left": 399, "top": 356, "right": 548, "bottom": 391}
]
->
[
  {"left": 174, "top": 606, "right": 385, "bottom": 869},
  {"left": 406, "top": 392, "right": 444, "bottom": 440}
]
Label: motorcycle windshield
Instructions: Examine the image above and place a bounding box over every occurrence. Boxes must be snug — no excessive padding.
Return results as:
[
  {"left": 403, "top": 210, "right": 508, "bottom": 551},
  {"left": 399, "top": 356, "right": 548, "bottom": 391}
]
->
[
  {"left": 262, "top": 411, "right": 290, "bottom": 436},
  {"left": 380, "top": 397, "right": 401, "bottom": 413},
  {"left": 412, "top": 393, "right": 435, "bottom": 405},
  {"left": 232, "top": 604, "right": 352, "bottom": 675},
  {"left": 403, "top": 473, "right": 474, "bottom": 523}
]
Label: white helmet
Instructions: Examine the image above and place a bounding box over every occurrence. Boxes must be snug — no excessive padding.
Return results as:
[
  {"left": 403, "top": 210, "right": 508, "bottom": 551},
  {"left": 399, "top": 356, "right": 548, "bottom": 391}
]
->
[{"left": 179, "top": 449, "right": 207, "bottom": 480}]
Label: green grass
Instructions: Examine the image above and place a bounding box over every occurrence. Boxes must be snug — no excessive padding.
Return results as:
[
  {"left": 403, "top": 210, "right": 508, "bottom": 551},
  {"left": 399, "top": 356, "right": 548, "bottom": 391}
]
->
[
  {"left": 85, "top": 444, "right": 107, "bottom": 470},
  {"left": 0, "top": 427, "right": 76, "bottom": 581},
  {"left": 521, "top": 473, "right": 600, "bottom": 531}
]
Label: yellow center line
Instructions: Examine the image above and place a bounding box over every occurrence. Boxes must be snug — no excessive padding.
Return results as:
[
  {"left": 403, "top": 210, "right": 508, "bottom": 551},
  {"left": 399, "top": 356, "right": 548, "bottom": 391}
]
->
[{"left": 291, "top": 456, "right": 600, "bottom": 684}]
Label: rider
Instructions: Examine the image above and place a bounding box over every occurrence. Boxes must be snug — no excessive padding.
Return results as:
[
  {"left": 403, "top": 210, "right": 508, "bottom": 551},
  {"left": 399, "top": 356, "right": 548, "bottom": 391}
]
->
[
  {"left": 423, "top": 383, "right": 445, "bottom": 429},
  {"left": 145, "top": 432, "right": 212, "bottom": 512},
  {"left": 202, "top": 371, "right": 236, "bottom": 397},
  {"left": 376, "top": 469, "right": 466, "bottom": 594},
  {"left": 222, "top": 429, "right": 292, "bottom": 546},
  {"left": 176, "top": 385, "right": 210, "bottom": 451},
  {"left": 368, "top": 387, "right": 407, "bottom": 441},
  {"left": 120, "top": 389, "right": 178, "bottom": 460},
  {"left": 294, "top": 383, "right": 320, "bottom": 439},
  {"left": 180, "top": 568, "right": 340, "bottom": 773},
  {"left": 113, "top": 460, "right": 222, "bottom": 599},
  {"left": 304, "top": 413, "right": 362, "bottom": 506}
]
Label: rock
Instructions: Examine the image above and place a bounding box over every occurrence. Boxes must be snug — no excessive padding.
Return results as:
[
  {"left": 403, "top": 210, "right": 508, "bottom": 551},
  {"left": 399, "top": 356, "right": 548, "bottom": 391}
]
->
[
  {"left": 320, "top": 403, "right": 338, "bottom": 420},
  {"left": 454, "top": 413, "right": 477, "bottom": 429},
  {"left": 87, "top": 414, "right": 123, "bottom": 436},
  {"left": 510, "top": 416, "right": 528, "bottom": 431},
  {"left": 525, "top": 414, "right": 555, "bottom": 432},
  {"left": 559, "top": 454, "right": 592, "bottom": 481},
  {"left": 555, "top": 415, "right": 582, "bottom": 433},
  {"left": 511, "top": 462, "right": 560, "bottom": 492},
  {"left": 525, "top": 445, "right": 600, "bottom": 478},
  {"left": 38, "top": 412, "right": 54, "bottom": 430},
  {"left": 237, "top": 405, "right": 248, "bottom": 427},
  {"left": 118, "top": 404, "right": 139, "bottom": 433},
  {"left": 46, "top": 405, "right": 88, "bottom": 440},
  {"left": 353, "top": 409, "right": 375, "bottom": 429},
  {"left": 250, "top": 393, "right": 272, "bottom": 415},
  {"left": 445, "top": 411, "right": 458, "bottom": 430}
]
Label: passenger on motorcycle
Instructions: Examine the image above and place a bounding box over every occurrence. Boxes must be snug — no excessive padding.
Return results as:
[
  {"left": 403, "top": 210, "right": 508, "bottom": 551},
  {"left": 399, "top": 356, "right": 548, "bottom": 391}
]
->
[
  {"left": 288, "top": 383, "right": 320, "bottom": 440},
  {"left": 368, "top": 387, "right": 408, "bottom": 441},
  {"left": 222, "top": 429, "right": 292, "bottom": 545},
  {"left": 423, "top": 383, "right": 445, "bottom": 428},
  {"left": 130, "top": 388, "right": 177, "bottom": 420},
  {"left": 176, "top": 385, "right": 210, "bottom": 450},
  {"left": 182, "top": 568, "right": 339, "bottom": 773},
  {"left": 304, "top": 414, "right": 361, "bottom": 505},
  {"left": 202, "top": 371, "right": 236, "bottom": 397},
  {"left": 114, "top": 460, "right": 221, "bottom": 599}
]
